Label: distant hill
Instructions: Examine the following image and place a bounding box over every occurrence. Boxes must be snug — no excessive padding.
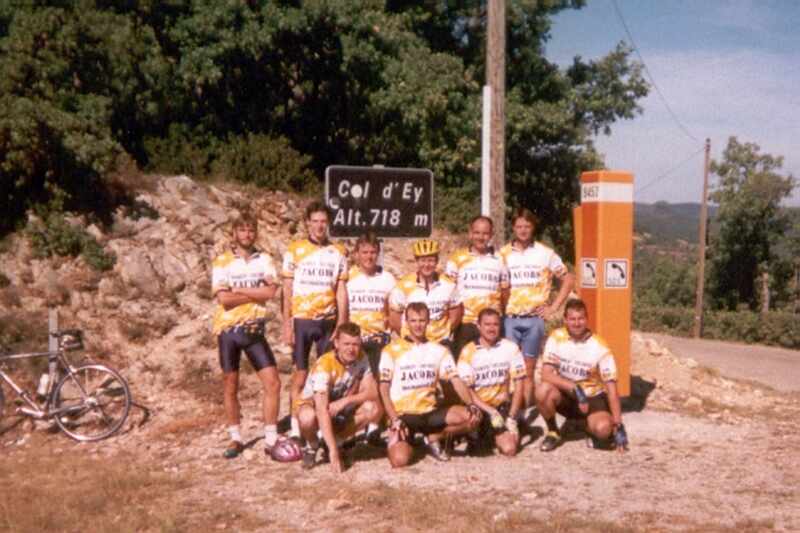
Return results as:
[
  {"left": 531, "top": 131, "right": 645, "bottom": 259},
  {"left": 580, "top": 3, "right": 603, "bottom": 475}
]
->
[
  {"left": 634, "top": 201, "right": 716, "bottom": 244},
  {"left": 635, "top": 201, "right": 799, "bottom": 247}
]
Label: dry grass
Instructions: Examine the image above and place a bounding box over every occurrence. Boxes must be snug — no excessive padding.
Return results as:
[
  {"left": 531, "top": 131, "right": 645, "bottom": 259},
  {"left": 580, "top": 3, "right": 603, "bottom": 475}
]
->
[
  {"left": 0, "top": 442, "right": 190, "bottom": 532},
  {"left": 159, "top": 414, "right": 218, "bottom": 438},
  {"left": 178, "top": 358, "right": 218, "bottom": 402},
  {"left": 269, "top": 477, "right": 637, "bottom": 532}
]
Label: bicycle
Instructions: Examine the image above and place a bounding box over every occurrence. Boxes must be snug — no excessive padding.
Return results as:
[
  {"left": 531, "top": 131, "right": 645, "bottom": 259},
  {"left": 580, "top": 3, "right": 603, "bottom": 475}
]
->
[{"left": 0, "top": 329, "right": 132, "bottom": 442}]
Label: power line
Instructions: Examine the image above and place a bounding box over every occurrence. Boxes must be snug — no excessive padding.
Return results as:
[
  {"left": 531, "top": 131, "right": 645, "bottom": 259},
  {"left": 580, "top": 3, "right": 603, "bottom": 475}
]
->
[
  {"left": 610, "top": 0, "right": 701, "bottom": 144},
  {"left": 636, "top": 146, "right": 706, "bottom": 194}
]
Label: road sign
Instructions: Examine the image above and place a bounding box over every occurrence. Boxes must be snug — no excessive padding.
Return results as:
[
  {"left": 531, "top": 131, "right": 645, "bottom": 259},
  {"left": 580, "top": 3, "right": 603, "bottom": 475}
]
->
[
  {"left": 581, "top": 258, "right": 598, "bottom": 288},
  {"left": 325, "top": 165, "right": 433, "bottom": 238},
  {"left": 604, "top": 258, "right": 629, "bottom": 289}
]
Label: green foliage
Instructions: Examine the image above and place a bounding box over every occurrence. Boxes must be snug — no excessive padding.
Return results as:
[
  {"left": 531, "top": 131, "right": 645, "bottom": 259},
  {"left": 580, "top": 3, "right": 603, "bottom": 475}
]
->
[
  {"left": 211, "top": 134, "right": 316, "bottom": 191},
  {"left": 142, "top": 124, "right": 219, "bottom": 178},
  {"left": 26, "top": 197, "right": 115, "bottom": 271},
  {"left": 708, "top": 137, "right": 796, "bottom": 310},
  {"left": 634, "top": 305, "right": 800, "bottom": 350},
  {"left": 434, "top": 184, "right": 481, "bottom": 233},
  {"left": 2, "top": 1, "right": 648, "bottom": 241},
  {"left": 634, "top": 247, "right": 696, "bottom": 308}
]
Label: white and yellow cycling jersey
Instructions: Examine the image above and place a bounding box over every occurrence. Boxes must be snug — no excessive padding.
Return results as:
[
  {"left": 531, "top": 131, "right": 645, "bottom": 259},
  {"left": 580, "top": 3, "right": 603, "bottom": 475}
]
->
[
  {"left": 457, "top": 339, "right": 526, "bottom": 408},
  {"left": 347, "top": 266, "right": 396, "bottom": 336},
  {"left": 211, "top": 250, "right": 277, "bottom": 335},
  {"left": 389, "top": 273, "right": 457, "bottom": 342},
  {"left": 445, "top": 247, "right": 509, "bottom": 324},
  {"left": 541, "top": 327, "right": 617, "bottom": 398},
  {"left": 282, "top": 239, "right": 347, "bottom": 320},
  {"left": 379, "top": 337, "right": 457, "bottom": 415},
  {"left": 299, "top": 350, "right": 371, "bottom": 406},
  {"left": 499, "top": 241, "right": 567, "bottom": 315}
]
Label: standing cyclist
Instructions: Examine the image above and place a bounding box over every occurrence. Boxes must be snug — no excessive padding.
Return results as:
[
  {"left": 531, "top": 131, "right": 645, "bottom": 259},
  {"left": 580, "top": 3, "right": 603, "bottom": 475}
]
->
[
  {"left": 282, "top": 201, "right": 348, "bottom": 440},
  {"left": 445, "top": 215, "right": 509, "bottom": 359},
  {"left": 499, "top": 208, "right": 575, "bottom": 412},
  {"left": 345, "top": 232, "right": 396, "bottom": 442},
  {"left": 211, "top": 214, "right": 284, "bottom": 458}
]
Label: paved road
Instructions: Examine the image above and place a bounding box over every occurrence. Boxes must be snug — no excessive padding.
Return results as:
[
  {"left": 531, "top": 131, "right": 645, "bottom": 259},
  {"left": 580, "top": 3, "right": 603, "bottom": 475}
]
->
[{"left": 645, "top": 333, "right": 800, "bottom": 393}]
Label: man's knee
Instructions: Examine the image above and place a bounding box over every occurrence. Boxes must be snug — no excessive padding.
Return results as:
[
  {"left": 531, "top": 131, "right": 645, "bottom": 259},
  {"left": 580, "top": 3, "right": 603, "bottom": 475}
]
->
[
  {"left": 258, "top": 368, "right": 281, "bottom": 393},
  {"left": 535, "top": 382, "right": 558, "bottom": 404},
  {"left": 589, "top": 417, "right": 613, "bottom": 439},
  {"left": 496, "top": 433, "right": 519, "bottom": 457},
  {"left": 361, "top": 400, "right": 383, "bottom": 423},
  {"left": 297, "top": 405, "right": 317, "bottom": 430},
  {"left": 388, "top": 442, "right": 413, "bottom": 468}
]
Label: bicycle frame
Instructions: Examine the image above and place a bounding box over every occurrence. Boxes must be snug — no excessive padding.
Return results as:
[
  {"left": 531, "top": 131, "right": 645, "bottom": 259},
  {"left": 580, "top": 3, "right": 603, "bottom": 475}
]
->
[{"left": 0, "top": 349, "right": 83, "bottom": 419}]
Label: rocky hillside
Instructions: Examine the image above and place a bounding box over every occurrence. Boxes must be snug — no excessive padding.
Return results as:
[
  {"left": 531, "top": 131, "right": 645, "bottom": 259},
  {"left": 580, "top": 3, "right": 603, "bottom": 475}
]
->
[{"left": 0, "top": 175, "right": 467, "bottom": 421}]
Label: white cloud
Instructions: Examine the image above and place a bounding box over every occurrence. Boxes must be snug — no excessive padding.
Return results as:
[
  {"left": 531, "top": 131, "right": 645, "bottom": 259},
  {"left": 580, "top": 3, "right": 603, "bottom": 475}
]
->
[{"left": 595, "top": 47, "right": 800, "bottom": 205}]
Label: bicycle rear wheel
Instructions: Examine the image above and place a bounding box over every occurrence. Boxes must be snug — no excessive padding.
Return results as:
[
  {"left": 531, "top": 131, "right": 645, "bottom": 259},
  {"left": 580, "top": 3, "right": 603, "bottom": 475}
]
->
[{"left": 52, "top": 365, "right": 132, "bottom": 442}]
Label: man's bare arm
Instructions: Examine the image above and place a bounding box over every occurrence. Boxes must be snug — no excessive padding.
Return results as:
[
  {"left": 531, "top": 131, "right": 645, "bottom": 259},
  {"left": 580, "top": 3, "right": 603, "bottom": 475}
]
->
[
  {"left": 508, "top": 377, "right": 525, "bottom": 420},
  {"left": 448, "top": 303, "right": 464, "bottom": 333},
  {"left": 314, "top": 392, "right": 343, "bottom": 472},
  {"left": 282, "top": 277, "right": 294, "bottom": 344},
  {"left": 450, "top": 376, "right": 476, "bottom": 407},
  {"left": 335, "top": 279, "right": 348, "bottom": 326},
  {"left": 605, "top": 380, "right": 623, "bottom": 427},
  {"left": 388, "top": 309, "right": 403, "bottom": 335},
  {"left": 500, "top": 286, "right": 510, "bottom": 315},
  {"left": 233, "top": 283, "right": 278, "bottom": 301},
  {"left": 539, "top": 271, "right": 575, "bottom": 319},
  {"left": 329, "top": 374, "right": 379, "bottom": 414},
  {"left": 216, "top": 290, "right": 253, "bottom": 311},
  {"left": 541, "top": 364, "right": 579, "bottom": 394},
  {"left": 379, "top": 381, "right": 399, "bottom": 422}
]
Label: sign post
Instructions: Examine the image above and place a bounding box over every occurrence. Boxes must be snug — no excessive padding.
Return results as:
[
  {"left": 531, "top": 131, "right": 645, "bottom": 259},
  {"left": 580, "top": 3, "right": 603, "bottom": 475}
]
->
[
  {"left": 574, "top": 170, "right": 633, "bottom": 396},
  {"left": 325, "top": 166, "right": 433, "bottom": 238}
]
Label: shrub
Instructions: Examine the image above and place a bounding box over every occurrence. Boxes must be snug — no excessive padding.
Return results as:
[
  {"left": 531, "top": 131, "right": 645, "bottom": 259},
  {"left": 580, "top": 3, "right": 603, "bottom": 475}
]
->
[
  {"left": 435, "top": 184, "right": 480, "bottom": 233},
  {"left": 211, "top": 133, "right": 316, "bottom": 192},
  {"left": 143, "top": 124, "right": 219, "bottom": 178},
  {"left": 634, "top": 304, "right": 800, "bottom": 349},
  {"left": 26, "top": 205, "right": 116, "bottom": 272}
]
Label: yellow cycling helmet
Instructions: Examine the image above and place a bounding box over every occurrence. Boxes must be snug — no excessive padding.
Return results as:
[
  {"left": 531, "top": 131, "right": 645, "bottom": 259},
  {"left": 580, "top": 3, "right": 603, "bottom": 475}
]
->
[{"left": 413, "top": 239, "right": 439, "bottom": 257}]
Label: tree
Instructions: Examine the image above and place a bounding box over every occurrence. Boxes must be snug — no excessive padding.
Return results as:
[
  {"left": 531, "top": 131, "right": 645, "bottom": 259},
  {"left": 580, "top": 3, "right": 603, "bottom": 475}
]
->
[
  {"left": 708, "top": 137, "right": 796, "bottom": 311},
  {"left": 1, "top": 1, "right": 648, "bottom": 248}
]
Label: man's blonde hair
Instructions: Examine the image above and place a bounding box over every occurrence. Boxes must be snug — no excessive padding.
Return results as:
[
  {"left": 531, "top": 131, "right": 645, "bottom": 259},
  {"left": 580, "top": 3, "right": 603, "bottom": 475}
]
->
[{"left": 231, "top": 213, "right": 258, "bottom": 232}]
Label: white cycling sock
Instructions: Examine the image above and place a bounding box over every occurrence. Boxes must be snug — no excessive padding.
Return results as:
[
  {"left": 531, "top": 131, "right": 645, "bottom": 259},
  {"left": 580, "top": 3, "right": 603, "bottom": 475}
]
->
[
  {"left": 228, "top": 425, "right": 242, "bottom": 443},
  {"left": 290, "top": 416, "right": 300, "bottom": 438},
  {"left": 264, "top": 424, "right": 278, "bottom": 447}
]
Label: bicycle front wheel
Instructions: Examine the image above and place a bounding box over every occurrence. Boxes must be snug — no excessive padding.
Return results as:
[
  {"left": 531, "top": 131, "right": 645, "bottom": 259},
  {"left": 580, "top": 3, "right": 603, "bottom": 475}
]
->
[{"left": 52, "top": 365, "right": 132, "bottom": 442}]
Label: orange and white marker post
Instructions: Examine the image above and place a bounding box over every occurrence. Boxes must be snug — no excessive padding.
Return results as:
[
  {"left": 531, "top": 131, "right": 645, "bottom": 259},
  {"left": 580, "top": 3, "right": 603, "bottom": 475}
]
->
[{"left": 573, "top": 171, "right": 633, "bottom": 396}]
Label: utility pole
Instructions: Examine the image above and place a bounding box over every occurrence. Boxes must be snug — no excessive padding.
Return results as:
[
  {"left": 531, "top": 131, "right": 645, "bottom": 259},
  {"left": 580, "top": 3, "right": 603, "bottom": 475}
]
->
[
  {"left": 487, "top": 0, "right": 506, "bottom": 246},
  {"left": 693, "top": 138, "right": 711, "bottom": 338}
]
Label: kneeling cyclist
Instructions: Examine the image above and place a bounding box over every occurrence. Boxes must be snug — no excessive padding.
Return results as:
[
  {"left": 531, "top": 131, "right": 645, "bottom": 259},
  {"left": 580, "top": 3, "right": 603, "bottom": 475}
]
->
[
  {"left": 379, "top": 302, "right": 481, "bottom": 468},
  {"left": 297, "top": 323, "right": 383, "bottom": 472},
  {"left": 457, "top": 308, "right": 526, "bottom": 457},
  {"left": 536, "top": 299, "right": 628, "bottom": 453}
]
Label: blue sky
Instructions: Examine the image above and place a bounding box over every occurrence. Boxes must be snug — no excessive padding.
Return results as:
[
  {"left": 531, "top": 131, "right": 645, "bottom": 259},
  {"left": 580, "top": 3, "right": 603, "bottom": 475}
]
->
[{"left": 545, "top": 0, "right": 800, "bottom": 206}]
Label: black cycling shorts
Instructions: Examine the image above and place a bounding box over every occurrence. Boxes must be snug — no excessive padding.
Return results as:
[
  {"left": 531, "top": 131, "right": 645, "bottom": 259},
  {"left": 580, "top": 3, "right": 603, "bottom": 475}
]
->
[
  {"left": 399, "top": 409, "right": 448, "bottom": 439},
  {"left": 558, "top": 392, "right": 610, "bottom": 419},
  {"left": 361, "top": 333, "right": 391, "bottom": 376},
  {"left": 218, "top": 328, "right": 276, "bottom": 373},
  {"left": 293, "top": 318, "right": 335, "bottom": 371}
]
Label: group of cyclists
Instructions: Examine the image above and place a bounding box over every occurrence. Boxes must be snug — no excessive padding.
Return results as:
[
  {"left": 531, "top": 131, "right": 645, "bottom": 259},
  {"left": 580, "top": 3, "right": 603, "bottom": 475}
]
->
[{"left": 210, "top": 200, "right": 628, "bottom": 472}]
